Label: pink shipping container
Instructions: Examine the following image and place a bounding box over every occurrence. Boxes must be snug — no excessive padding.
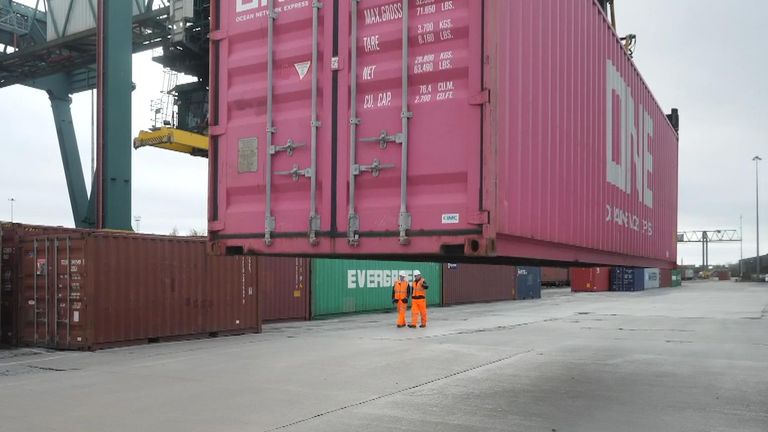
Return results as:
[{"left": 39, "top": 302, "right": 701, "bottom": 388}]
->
[{"left": 208, "top": 0, "right": 678, "bottom": 269}]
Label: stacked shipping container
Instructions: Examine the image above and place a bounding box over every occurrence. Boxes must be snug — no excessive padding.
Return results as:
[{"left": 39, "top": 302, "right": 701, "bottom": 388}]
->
[
  {"left": 571, "top": 268, "right": 611, "bottom": 292},
  {"left": 442, "top": 263, "right": 516, "bottom": 305},
  {"left": 17, "top": 231, "right": 261, "bottom": 350},
  {"left": 541, "top": 267, "right": 570, "bottom": 287},
  {"left": 516, "top": 267, "right": 542, "bottom": 300},
  {"left": 311, "top": 260, "right": 442, "bottom": 317},
  {"left": 208, "top": 0, "right": 679, "bottom": 269},
  {"left": 258, "top": 257, "right": 311, "bottom": 322}
]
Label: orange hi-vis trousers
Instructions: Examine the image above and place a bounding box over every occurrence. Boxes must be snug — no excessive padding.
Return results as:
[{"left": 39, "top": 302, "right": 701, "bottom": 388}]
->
[
  {"left": 397, "top": 301, "right": 408, "bottom": 326},
  {"left": 411, "top": 299, "right": 427, "bottom": 326}
]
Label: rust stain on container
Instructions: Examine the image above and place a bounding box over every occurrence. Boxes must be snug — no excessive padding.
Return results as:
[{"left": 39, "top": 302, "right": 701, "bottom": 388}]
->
[
  {"left": 17, "top": 229, "right": 260, "bottom": 350},
  {"left": 442, "top": 263, "right": 516, "bottom": 306},
  {"left": 258, "top": 257, "right": 310, "bottom": 322}
]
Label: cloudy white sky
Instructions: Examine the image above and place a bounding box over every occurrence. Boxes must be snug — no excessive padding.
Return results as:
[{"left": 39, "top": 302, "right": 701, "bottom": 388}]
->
[{"left": 0, "top": 1, "right": 766, "bottom": 265}]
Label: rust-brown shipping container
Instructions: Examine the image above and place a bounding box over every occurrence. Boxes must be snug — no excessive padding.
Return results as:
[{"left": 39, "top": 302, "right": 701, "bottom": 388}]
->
[
  {"left": 259, "top": 257, "right": 311, "bottom": 322},
  {"left": 541, "top": 267, "right": 569, "bottom": 287},
  {"left": 2, "top": 223, "right": 83, "bottom": 345},
  {"left": 442, "top": 264, "right": 516, "bottom": 306},
  {"left": 1, "top": 223, "right": 17, "bottom": 345},
  {"left": 717, "top": 270, "right": 732, "bottom": 281},
  {"left": 660, "top": 269, "right": 672, "bottom": 288},
  {"left": 17, "top": 230, "right": 260, "bottom": 350}
]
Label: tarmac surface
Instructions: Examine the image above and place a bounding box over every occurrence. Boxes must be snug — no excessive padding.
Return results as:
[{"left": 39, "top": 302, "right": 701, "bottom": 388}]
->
[{"left": 0, "top": 280, "right": 767, "bottom": 432}]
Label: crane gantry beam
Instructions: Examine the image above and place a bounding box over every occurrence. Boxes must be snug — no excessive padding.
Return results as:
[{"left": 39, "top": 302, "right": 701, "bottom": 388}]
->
[{"left": 677, "top": 230, "right": 742, "bottom": 267}]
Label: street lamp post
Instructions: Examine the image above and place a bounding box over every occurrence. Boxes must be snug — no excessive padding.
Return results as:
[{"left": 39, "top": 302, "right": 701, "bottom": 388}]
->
[
  {"left": 754, "top": 156, "right": 762, "bottom": 279},
  {"left": 7, "top": 198, "right": 15, "bottom": 223}
]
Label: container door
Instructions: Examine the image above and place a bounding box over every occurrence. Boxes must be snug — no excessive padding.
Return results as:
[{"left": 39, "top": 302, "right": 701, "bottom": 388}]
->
[
  {"left": 339, "top": 0, "right": 484, "bottom": 246},
  {"left": 52, "top": 237, "right": 85, "bottom": 349},
  {"left": 213, "top": 1, "right": 334, "bottom": 245},
  {"left": 20, "top": 237, "right": 83, "bottom": 349},
  {"left": 21, "top": 238, "right": 54, "bottom": 347}
]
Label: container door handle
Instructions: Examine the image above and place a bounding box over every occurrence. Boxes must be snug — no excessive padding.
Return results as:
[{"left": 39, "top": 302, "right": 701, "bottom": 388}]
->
[
  {"left": 398, "top": 0, "right": 412, "bottom": 245},
  {"left": 264, "top": 0, "right": 278, "bottom": 245},
  {"left": 308, "top": 0, "right": 322, "bottom": 245},
  {"left": 347, "top": 0, "right": 361, "bottom": 245}
]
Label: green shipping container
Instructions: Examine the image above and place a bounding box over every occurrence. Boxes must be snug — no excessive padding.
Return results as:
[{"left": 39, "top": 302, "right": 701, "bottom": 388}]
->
[
  {"left": 671, "top": 270, "right": 682, "bottom": 287},
  {"left": 312, "top": 259, "right": 442, "bottom": 317}
]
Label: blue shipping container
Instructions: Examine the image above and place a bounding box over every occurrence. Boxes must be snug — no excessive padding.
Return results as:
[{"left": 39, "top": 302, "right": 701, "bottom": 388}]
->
[
  {"left": 516, "top": 267, "right": 542, "bottom": 300},
  {"left": 611, "top": 267, "right": 645, "bottom": 292}
]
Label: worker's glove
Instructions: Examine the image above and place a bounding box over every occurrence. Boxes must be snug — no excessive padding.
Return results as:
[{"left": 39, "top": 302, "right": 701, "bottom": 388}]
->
[
  {"left": 392, "top": 299, "right": 398, "bottom": 304},
  {"left": 402, "top": 299, "right": 409, "bottom": 304}
]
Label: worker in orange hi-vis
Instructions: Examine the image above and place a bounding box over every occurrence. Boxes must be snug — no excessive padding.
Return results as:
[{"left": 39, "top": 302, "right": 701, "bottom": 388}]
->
[
  {"left": 408, "top": 270, "right": 429, "bottom": 328},
  {"left": 392, "top": 271, "right": 411, "bottom": 328}
]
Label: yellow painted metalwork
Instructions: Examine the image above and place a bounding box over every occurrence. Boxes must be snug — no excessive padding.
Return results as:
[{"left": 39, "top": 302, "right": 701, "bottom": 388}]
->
[{"left": 133, "top": 127, "right": 209, "bottom": 157}]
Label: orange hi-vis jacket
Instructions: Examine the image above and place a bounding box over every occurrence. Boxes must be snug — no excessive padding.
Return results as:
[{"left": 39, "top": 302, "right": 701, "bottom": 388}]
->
[
  {"left": 392, "top": 280, "right": 411, "bottom": 302},
  {"left": 412, "top": 278, "right": 429, "bottom": 299}
]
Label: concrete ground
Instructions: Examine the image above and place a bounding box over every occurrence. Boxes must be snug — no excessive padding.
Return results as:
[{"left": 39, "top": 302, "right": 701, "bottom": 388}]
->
[{"left": 0, "top": 281, "right": 767, "bottom": 432}]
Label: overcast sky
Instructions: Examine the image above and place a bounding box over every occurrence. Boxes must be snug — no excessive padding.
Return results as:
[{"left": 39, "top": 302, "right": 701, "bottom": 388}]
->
[{"left": 0, "top": 1, "right": 766, "bottom": 266}]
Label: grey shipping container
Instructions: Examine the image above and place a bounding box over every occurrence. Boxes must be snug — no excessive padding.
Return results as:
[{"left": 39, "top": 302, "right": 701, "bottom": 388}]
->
[
  {"left": 516, "top": 267, "right": 542, "bottom": 300},
  {"left": 442, "top": 263, "right": 516, "bottom": 306},
  {"left": 644, "top": 268, "right": 661, "bottom": 289}
]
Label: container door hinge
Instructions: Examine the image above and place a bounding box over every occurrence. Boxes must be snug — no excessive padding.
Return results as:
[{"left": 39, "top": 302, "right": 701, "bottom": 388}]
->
[
  {"left": 308, "top": 214, "right": 321, "bottom": 245},
  {"left": 347, "top": 213, "right": 360, "bottom": 246},
  {"left": 469, "top": 89, "right": 490, "bottom": 105},
  {"left": 469, "top": 211, "right": 490, "bottom": 225},
  {"left": 265, "top": 216, "right": 276, "bottom": 246},
  {"left": 399, "top": 212, "right": 412, "bottom": 245}
]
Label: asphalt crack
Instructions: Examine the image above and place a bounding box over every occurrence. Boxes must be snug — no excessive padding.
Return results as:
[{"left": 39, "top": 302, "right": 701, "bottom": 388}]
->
[{"left": 264, "top": 349, "right": 534, "bottom": 432}]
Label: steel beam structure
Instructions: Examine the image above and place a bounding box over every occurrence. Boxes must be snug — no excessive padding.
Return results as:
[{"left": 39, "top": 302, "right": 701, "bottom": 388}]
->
[
  {"left": 25, "top": 74, "right": 93, "bottom": 227},
  {"left": 677, "top": 230, "right": 741, "bottom": 267},
  {"left": 95, "top": 0, "right": 132, "bottom": 230}
]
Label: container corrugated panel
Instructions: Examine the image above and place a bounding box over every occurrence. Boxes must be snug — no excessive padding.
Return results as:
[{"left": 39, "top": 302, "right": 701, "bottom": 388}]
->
[
  {"left": 17, "top": 230, "right": 259, "bottom": 350},
  {"left": 516, "top": 267, "right": 541, "bottom": 300},
  {"left": 671, "top": 270, "right": 682, "bottom": 287},
  {"left": 442, "top": 263, "right": 516, "bottom": 306},
  {"left": 571, "top": 267, "right": 611, "bottom": 292},
  {"left": 46, "top": 0, "right": 146, "bottom": 41},
  {"left": 259, "top": 257, "right": 310, "bottom": 322},
  {"left": 210, "top": 0, "right": 678, "bottom": 270},
  {"left": 644, "top": 268, "right": 660, "bottom": 289},
  {"left": 541, "top": 267, "right": 569, "bottom": 286},
  {"left": 312, "top": 259, "right": 441, "bottom": 317}
]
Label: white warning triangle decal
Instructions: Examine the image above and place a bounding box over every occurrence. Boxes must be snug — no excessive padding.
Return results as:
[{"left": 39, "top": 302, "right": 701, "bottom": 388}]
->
[{"left": 294, "top": 61, "right": 311, "bottom": 80}]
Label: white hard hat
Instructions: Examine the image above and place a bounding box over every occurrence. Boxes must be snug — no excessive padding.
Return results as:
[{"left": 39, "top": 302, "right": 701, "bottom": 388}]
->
[
  {"left": 414, "top": 270, "right": 422, "bottom": 276},
  {"left": 399, "top": 271, "right": 407, "bottom": 277}
]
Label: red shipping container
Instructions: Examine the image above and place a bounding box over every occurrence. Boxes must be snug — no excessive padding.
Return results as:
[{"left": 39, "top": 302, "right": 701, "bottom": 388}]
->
[
  {"left": 442, "top": 263, "right": 516, "bottom": 305},
  {"left": 570, "top": 267, "right": 611, "bottom": 292},
  {"left": 717, "top": 271, "right": 731, "bottom": 281},
  {"left": 16, "top": 230, "right": 260, "bottom": 350},
  {"left": 660, "top": 268, "right": 672, "bottom": 288},
  {"left": 259, "top": 257, "right": 311, "bottom": 322},
  {"left": 541, "top": 267, "right": 569, "bottom": 286},
  {"left": 209, "top": 0, "right": 678, "bottom": 269}
]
